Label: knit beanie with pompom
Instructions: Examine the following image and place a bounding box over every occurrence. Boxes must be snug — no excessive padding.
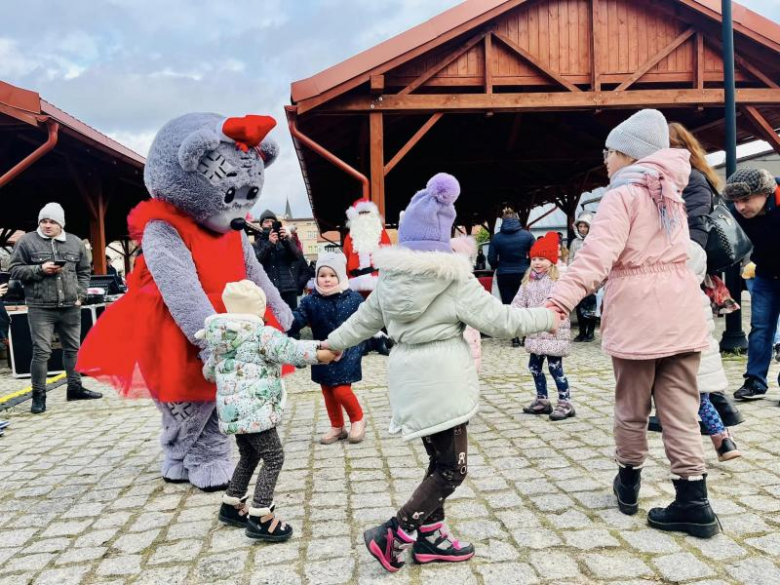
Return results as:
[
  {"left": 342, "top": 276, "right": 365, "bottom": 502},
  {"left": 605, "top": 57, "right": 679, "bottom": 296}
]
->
[{"left": 398, "top": 173, "right": 460, "bottom": 253}]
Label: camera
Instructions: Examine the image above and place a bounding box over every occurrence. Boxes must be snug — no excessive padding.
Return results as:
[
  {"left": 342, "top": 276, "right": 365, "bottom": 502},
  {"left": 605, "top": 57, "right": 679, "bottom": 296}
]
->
[{"left": 272, "top": 220, "right": 283, "bottom": 234}]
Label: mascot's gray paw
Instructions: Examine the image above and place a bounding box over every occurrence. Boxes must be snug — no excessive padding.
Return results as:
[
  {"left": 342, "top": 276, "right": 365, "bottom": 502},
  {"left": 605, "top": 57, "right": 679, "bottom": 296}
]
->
[
  {"left": 161, "top": 456, "right": 189, "bottom": 484},
  {"left": 187, "top": 459, "right": 233, "bottom": 492}
]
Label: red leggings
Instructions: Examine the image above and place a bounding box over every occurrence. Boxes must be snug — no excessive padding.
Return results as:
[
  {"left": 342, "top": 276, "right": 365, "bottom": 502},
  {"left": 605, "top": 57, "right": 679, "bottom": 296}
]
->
[{"left": 321, "top": 384, "right": 363, "bottom": 428}]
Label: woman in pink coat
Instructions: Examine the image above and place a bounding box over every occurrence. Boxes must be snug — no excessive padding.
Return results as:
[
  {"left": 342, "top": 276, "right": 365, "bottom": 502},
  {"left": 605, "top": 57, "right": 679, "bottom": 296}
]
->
[{"left": 547, "top": 109, "right": 719, "bottom": 539}]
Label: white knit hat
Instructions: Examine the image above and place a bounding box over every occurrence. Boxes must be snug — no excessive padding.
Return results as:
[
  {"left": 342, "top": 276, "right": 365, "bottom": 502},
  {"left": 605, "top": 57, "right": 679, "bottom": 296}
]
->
[
  {"left": 605, "top": 109, "right": 669, "bottom": 161},
  {"left": 39, "top": 202, "right": 66, "bottom": 228},
  {"left": 222, "top": 280, "right": 267, "bottom": 318},
  {"left": 315, "top": 252, "right": 349, "bottom": 294}
]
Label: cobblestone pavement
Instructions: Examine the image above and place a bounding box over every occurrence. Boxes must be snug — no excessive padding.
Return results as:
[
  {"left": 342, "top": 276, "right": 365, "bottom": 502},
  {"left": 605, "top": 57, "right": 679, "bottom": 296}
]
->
[{"left": 1, "top": 314, "right": 779, "bottom": 585}]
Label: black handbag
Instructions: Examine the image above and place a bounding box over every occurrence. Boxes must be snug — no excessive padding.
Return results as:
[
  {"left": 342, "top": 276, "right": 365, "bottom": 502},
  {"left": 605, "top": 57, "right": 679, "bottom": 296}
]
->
[{"left": 702, "top": 197, "right": 753, "bottom": 273}]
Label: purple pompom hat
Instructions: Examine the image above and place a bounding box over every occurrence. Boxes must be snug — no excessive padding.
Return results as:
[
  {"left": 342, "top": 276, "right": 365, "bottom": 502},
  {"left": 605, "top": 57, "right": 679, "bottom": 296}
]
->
[{"left": 398, "top": 173, "right": 461, "bottom": 253}]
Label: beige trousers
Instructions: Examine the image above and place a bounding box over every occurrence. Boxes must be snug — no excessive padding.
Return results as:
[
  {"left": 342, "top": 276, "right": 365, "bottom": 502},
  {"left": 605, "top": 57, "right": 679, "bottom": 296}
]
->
[{"left": 612, "top": 352, "right": 706, "bottom": 477}]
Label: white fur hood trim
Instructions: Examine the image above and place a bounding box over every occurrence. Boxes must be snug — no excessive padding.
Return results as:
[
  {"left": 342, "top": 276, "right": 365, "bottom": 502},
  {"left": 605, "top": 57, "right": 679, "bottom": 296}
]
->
[{"left": 372, "top": 246, "right": 473, "bottom": 281}]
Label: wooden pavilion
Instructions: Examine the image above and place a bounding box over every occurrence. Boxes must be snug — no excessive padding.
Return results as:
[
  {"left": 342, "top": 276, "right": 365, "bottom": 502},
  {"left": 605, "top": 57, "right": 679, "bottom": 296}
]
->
[
  {"left": 287, "top": 0, "right": 780, "bottom": 234},
  {"left": 0, "top": 80, "right": 148, "bottom": 274}
]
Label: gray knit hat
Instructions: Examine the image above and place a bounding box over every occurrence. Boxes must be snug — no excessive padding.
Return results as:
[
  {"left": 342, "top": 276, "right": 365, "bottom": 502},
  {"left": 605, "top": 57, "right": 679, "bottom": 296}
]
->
[
  {"left": 38, "top": 202, "right": 66, "bottom": 227},
  {"left": 722, "top": 168, "right": 776, "bottom": 201},
  {"left": 605, "top": 109, "right": 669, "bottom": 161}
]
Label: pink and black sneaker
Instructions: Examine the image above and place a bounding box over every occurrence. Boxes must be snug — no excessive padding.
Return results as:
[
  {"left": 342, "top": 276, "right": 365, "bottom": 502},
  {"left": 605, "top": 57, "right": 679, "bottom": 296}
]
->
[
  {"left": 412, "top": 521, "right": 475, "bottom": 563},
  {"left": 363, "top": 517, "right": 416, "bottom": 572}
]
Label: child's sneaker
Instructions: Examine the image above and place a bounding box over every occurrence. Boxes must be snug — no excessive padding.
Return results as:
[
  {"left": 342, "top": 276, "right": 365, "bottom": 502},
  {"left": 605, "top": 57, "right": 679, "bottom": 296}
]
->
[
  {"left": 245, "top": 504, "right": 293, "bottom": 542},
  {"left": 363, "top": 517, "right": 416, "bottom": 572},
  {"left": 523, "top": 398, "right": 552, "bottom": 415},
  {"left": 412, "top": 521, "right": 475, "bottom": 564},
  {"left": 218, "top": 494, "right": 249, "bottom": 527},
  {"left": 349, "top": 419, "right": 367, "bottom": 443},
  {"left": 550, "top": 401, "right": 576, "bottom": 421},
  {"left": 320, "top": 427, "right": 348, "bottom": 444}
]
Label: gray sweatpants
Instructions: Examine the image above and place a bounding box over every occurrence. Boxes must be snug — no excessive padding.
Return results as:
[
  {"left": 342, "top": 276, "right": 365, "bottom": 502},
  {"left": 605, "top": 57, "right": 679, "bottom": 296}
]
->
[
  {"left": 225, "top": 429, "right": 284, "bottom": 508},
  {"left": 28, "top": 306, "right": 82, "bottom": 393}
]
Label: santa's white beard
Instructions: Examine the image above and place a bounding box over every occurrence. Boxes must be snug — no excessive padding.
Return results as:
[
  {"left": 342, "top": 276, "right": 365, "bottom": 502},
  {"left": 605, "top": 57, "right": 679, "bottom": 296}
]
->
[{"left": 348, "top": 214, "right": 384, "bottom": 256}]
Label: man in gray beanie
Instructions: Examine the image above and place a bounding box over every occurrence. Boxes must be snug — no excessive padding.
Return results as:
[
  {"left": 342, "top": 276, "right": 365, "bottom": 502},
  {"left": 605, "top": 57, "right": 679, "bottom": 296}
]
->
[
  {"left": 723, "top": 169, "right": 780, "bottom": 401},
  {"left": 9, "top": 203, "right": 102, "bottom": 413}
]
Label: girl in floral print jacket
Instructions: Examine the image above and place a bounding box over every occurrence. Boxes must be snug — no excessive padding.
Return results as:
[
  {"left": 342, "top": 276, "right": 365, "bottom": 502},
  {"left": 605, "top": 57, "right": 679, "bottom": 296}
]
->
[
  {"left": 196, "top": 280, "right": 337, "bottom": 543},
  {"left": 511, "top": 233, "right": 573, "bottom": 421}
]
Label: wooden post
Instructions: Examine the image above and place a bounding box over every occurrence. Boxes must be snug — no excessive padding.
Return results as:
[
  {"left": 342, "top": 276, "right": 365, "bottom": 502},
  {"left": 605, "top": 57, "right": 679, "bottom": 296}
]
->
[
  {"left": 485, "top": 34, "right": 493, "bottom": 94},
  {"left": 88, "top": 173, "right": 107, "bottom": 275},
  {"left": 369, "top": 112, "right": 385, "bottom": 219},
  {"left": 694, "top": 33, "right": 705, "bottom": 89},
  {"left": 590, "top": 0, "right": 601, "bottom": 91}
]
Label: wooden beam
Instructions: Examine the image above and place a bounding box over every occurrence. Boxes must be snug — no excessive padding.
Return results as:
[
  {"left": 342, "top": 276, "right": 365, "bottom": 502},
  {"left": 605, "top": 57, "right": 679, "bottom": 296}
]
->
[
  {"left": 694, "top": 33, "right": 704, "bottom": 90},
  {"left": 88, "top": 173, "right": 107, "bottom": 275},
  {"left": 590, "top": 0, "right": 601, "bottom": 91},
  {"left": 370, "top": 75, "right": 385, "bottom": 95},
  {"left": 615, "top": 28, "right": 695, "bottom": 92},
  {"left": 739, "top": 106, "right": 780, "bottom": 155},
  {"left": 706, "top": 37, "right": 780, "bottom": 89},
  {"left": 399, "top": 32, "right": 487, "bottom": 96},
  {"left": 384, "top": 112, "right": 443, "bottom": 176},
  {"left": 484, "top": 34, "right": 493, "bottom": 95},
  {"left": 325, "top": 88, "right": 780, "bottom": 113},
  {"left": 492, "top": 31, "right": 582, "bottom": 92},
  {"left": 369, "top": 112, "right": 385, "bottom": 218}
]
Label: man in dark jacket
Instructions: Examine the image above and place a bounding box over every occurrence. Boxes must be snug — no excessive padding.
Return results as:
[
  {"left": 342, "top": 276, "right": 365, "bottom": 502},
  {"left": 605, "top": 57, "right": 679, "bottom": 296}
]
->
[
  {"left": 253, "top": 209, "right": 303, "bottom": 311},
  {"left": 488, "top": 210, "right": 535, "bottom": 346},
  {"left": 722, "top": 170, "right": 780, "bottom": 402},
  {"left": 8, "top": 203, "right": 102, "bottom": 414}
]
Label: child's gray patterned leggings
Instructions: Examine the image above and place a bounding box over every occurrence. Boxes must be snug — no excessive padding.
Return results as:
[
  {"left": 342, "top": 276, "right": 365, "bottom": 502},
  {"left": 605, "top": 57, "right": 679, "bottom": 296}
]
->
[{"left": 225, "top": 429, "right": 284, "bottom": 508}]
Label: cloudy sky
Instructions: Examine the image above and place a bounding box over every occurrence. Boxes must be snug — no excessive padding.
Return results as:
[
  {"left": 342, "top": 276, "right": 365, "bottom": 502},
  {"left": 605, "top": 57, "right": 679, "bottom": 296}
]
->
[{"left": 3, "top": 0, "right": 779, "bottom": 217}]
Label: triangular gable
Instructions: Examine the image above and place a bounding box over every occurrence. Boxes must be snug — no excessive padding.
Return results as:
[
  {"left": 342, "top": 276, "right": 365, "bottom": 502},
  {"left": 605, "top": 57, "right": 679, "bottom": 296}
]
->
[{"left": 291, "top": 0, "right": 780, "bottom": 109}]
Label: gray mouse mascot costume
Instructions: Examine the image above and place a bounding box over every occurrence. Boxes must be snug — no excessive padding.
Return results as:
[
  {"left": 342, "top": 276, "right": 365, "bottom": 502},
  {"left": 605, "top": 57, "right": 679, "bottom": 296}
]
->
[{"left": 78, "top": 113, "right": 293, "bottom": 491}]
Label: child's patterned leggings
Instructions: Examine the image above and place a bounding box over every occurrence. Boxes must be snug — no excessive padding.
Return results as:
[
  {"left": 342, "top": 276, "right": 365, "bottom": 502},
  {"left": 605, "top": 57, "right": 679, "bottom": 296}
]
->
[
  {"left": 528, "top": 354, "right": 570, "bottom": 402},
  {"left": 321, "top": 384, "right": 363, "bottom": 428},
  {"left": 225, "top": 429, "right": 284, "bottom": 508},
  {"left": 698, "top": 393, "right": 726, "bottom": 436}
]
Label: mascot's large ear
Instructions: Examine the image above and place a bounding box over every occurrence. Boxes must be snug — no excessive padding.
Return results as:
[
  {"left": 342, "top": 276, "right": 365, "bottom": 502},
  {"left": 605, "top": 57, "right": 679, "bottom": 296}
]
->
[
  {"left": 259, "top": 138, "right": 279, "bottom": 168},
  {"left": 178, "top": 128, "right": 221, "bottom": 172}
]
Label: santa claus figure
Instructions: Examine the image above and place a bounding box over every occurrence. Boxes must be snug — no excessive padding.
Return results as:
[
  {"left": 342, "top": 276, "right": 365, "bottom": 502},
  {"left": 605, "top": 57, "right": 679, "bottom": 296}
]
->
[{"left": 343, "top": 198, "right": 391, "bottom": 293}]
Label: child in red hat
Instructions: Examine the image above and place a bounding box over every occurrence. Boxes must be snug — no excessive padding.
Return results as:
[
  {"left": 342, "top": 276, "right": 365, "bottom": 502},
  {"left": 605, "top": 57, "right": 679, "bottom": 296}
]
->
[{"left": 512, "top": 232, "right": 574, "bottom": 420}]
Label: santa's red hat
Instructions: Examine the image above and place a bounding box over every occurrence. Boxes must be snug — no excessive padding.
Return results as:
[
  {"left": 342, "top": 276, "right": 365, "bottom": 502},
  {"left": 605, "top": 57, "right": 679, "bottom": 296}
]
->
[
  {"left": 346, "top": 198, "right": 380, "bottom": 222},
  {"left": 529, "top": 232, "right": 560, "bottom": 265}
]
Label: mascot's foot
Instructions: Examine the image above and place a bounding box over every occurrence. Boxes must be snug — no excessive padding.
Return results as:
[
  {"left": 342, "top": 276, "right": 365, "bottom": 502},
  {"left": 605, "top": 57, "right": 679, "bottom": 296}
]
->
[
  {"left": 187, "top": 460, "right": 234, "bottom": 493},
  {"left": 161, "top": 458, "right": 189, "bottom": 484},
  {"left": 163, "top": 476, "right": 190, "bottom": 485}
]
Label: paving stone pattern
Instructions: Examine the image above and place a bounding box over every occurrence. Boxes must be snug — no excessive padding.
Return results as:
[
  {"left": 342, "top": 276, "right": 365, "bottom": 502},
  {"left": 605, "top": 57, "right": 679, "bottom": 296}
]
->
[{"left": 0, "top": 310, "right": 779, "bottom": 584}]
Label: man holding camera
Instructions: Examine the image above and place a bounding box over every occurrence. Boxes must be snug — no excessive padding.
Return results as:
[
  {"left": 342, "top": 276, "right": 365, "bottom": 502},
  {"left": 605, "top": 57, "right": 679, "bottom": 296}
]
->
[
  {"left": 253, "top": 209, "right": 303, "bottom": 311},
  {"left": 9, "top": 203, "right": 102, "bottom": 414}
]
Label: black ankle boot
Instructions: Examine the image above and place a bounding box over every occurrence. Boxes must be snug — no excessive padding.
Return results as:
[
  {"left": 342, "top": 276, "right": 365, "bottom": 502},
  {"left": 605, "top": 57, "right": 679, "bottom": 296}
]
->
[
  {"left": 30, "top": 390, "right": 46, "bottom": 414},
  {"left": 584, "top": 320, "right": 596, "bottom": 341},
  {"left": 613, "top": 463, "right": 641, "bottom": 515},
  {"left": 647, "top": 475, "right": 720, "bottom": 538},
  {"left": 66, "top": 385, "right": 103, "bottom": 401}
]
